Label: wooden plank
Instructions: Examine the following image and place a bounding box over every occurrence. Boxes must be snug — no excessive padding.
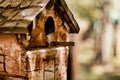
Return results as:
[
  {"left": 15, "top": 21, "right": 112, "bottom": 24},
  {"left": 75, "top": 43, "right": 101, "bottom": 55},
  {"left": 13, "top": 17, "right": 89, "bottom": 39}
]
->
[
  {"left": 44, "top": 72, "right": 54, "bottom": 80},
  {"left": 12, "top": 8, "right": 41, "bottom": 21},
  {"left": 10, "top": 0, "right": 22, "bottom": 7},
  {"left": 0, "top": 17, "right": 5, "bottom": 25},
  {"left": 50, "top": 41, "right": 74, "bottom": 46},
  {"left": 44, "top": 60, "right": 54, "bottom": 71},
  {"left": 0, "top": 0, "right": 10, "bottom": 8},
  {"left": 0, "top": 0, "right": 3, "bottom": 3},
  {"left": 55, "top": 0, "right": 80, "bottom": 33},
  {"left": 0, "top": 64, "right": 4, "bottom": 72},
  {"left": 0, "top": 27, "right": 29, "bottom": 33},
  {"left": 0, "top": 73, "right": 28, "bottom": 79},
  {"left": 11, "top": 10, "right": 24, "bottom": 20},
  {"left": 20, "top": 0, "right": 31, "bottom": 8},
  {"left": 2, "top": 9, "right": 19, "bottom": 20},
  {"left": 0, "top": 8, "right": 3, "bottom": 13},
  {"left": 0, "top": 56, "right": 3, "bottom": 62},
  {"left": 26, "top": 42, "right": 74, "bottom": 50},
  {"left": 30, "top": 0, "right": 43, "bottom": 7},
  {"left": 0, "top": 0, "right": 21, "bottom": 8},
  {"left": 0, "top": 54, "right": 5, "bottom": 56},
  {"left": 16, "top": 20, "right": 31, "bottom": 28},
  {"left": 0, "top": 21, "right": 17, "bottom": 28}
]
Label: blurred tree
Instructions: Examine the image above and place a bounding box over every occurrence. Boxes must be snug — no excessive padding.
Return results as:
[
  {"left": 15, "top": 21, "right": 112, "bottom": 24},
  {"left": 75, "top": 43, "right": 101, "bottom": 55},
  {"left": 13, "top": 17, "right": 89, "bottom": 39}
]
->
[
  {"left": 66, "top": 0, "right": 113, "bottom": 64},
  {"left": 66, "top": 0, "right": 103, "bottom": 40},
  {"left": 65, "top": 0, "right": 104, "bottom": 80},
  {"left": 66, "top": 0, "right": 102, "bottom": 21},
  {"left": 98, "top": 0, "right": 114, "bottom": 64}
]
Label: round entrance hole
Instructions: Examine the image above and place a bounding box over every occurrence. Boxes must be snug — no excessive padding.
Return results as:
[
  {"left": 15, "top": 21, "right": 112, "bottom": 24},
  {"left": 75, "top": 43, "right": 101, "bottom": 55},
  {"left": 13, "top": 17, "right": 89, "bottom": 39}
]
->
[{"left": 45, "top": 16, "right": 55, "bottom": 35}]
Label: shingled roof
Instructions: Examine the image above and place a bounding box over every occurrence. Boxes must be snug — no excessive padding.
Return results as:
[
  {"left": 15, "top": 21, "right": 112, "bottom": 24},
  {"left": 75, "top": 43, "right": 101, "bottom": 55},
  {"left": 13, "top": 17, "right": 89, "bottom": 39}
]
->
[{"left": 0, "top": 0, "right": 79, "bottom": 33}]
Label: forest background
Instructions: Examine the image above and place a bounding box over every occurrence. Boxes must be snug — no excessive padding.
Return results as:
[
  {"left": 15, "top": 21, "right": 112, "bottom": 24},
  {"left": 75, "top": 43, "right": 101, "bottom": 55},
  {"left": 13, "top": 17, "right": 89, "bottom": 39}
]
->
[{"left": 65, "top": 0, "right": 120, "bottom": 80}]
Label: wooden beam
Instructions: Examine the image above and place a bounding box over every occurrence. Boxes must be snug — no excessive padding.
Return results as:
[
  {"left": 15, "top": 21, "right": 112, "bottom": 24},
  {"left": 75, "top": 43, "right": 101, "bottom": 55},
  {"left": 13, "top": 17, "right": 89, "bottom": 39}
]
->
[
  {"left": 0, "top": 54, "right": 6, "bottom": 56},
  {"left": 0, "top": 73, "right": 28, "bottom": 79},
  {"left": 26, "top": 42, "right": 74, "bottom": 50},
  {"left": 50, "top": 41, "right": 74, "bottom": 46}
]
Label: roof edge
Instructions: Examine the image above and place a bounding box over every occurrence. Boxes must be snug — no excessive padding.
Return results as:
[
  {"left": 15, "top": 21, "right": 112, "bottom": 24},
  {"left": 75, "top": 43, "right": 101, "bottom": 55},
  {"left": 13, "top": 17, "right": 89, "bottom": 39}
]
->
[{"left": 54, "top": 0, "right": 80, "bottom": 33}]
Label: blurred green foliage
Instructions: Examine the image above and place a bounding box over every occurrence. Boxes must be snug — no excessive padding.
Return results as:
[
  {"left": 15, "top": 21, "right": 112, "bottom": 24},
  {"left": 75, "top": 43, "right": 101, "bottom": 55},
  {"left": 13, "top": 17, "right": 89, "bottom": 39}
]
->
[
  {"left": 66, "top": 0, "right": 120, "bottom": 22},
  {"left": 65, "top": 0, "right": 103, "bottom": 22},
  {"left": 65, "top": 0, "right": 120, "bottom": 80}
]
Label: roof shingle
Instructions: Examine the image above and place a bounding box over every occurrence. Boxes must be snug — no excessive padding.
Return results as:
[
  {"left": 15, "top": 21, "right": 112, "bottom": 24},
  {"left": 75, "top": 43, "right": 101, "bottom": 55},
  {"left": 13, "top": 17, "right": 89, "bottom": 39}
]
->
[
  {"left": 0, "top": 0, "right": 80, "bottom": 33},
  {"left": 0, "top": 0, "right": 49, "bottom": 33}
]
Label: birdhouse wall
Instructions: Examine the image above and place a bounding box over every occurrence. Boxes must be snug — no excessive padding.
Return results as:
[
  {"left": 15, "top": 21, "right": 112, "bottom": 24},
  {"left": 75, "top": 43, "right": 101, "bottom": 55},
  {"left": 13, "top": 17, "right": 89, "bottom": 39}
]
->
[
  {"left": 26, "top": 6, "right": 71, "bottom": 80},
  {"left": 26, "top": 47, "right": 69, "bottom": 80},
  {"left": 29, "top": 6, "right": 69, "bottom": 47},
  {"left": 0, "top": 33, "right": 26, "bottom": 76}
]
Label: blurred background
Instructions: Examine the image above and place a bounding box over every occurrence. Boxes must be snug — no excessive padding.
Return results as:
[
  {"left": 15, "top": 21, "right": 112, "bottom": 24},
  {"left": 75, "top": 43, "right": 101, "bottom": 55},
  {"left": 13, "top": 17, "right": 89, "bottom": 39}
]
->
[{"left": 65, "top": 0, "right": 120, "bottom": 80}]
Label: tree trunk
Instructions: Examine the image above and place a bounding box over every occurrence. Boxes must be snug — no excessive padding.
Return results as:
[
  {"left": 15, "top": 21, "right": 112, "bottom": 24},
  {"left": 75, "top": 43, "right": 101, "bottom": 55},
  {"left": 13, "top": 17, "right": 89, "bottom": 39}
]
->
[{"left": 97, "top": 0, "right": 114, "bottom": 64}]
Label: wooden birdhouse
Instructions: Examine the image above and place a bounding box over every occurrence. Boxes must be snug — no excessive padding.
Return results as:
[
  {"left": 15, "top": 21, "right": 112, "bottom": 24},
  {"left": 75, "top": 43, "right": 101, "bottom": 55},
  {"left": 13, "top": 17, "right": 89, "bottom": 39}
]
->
[{"left": 0, "top": 0, "right": 79, "bottom": 80}]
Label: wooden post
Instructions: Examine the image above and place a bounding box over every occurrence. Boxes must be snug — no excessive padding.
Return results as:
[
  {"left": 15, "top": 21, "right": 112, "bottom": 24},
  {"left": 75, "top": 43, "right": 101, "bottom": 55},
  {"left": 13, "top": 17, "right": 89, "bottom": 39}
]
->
[{"left": 67, "top": 34, "right": 79, "bottom": 80}]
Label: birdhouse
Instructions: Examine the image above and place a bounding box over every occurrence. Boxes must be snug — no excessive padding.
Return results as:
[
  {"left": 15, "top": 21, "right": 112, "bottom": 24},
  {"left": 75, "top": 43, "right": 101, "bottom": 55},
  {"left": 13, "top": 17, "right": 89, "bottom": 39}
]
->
[{"left": 0, "top": 0, "right": 79, "bottom": 80}]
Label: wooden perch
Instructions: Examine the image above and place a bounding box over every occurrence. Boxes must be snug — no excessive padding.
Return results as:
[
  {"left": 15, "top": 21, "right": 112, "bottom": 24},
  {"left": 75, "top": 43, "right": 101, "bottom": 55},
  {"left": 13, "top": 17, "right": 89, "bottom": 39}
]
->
[
  {"left": 26, "top": 42, "right": 74, "bottom": 50},
  {"left": 50, "top": 41, "right": 74, "bottom": 46},
  {"left": 0, "top": 54, "right": 6, "bottom": 56}
]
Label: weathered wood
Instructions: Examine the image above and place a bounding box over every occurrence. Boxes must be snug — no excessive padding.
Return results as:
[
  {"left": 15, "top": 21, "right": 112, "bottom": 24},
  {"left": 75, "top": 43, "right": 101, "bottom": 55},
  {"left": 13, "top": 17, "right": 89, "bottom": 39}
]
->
[
  {"left": 0, "top": 0, "right": 50, "bottom": 33},
  {"left": 2, "top": 9, "right": 19, "bottom": 20},
  {"left": 10, "top": 0, "right": 22, "bottom": 7},
  {"left": 20, "top": 0, "right": 31, "bottom": 8},
  {"left": 0, "top": 53, "right": 6, "bottom": 73},
  {"left": 0, "top": 17, "right": 5, "bottom": 26},
  {"left": 54, "top": 0, "right": 80, "bottom": 33},
  {"left": 0, "top": 73, "right": 28, "bottom": 79},
  {"left": 26, "top": 42, "right": 74, "bottom": 50},
  {"left": 0, "top": 0, "right": 3, "bottom": 3},
  {"left": 50, "top": 41, "right": 74, "bottom": 46},
  {"left": 30, "top": 0, "right": 43, "bottom": 7},
  {"left": 12, "top": 8, "right": 42, "bottom": 21},
  {"left": 0, "top": 20, "right": 31, "bottom": 33},
  {"left": 0, "top": 0, "right": 80, "bottom": 80},
  {"left": 26, "top": 47, "right": 68, "bottom": 80},
  {"left": 0, "top": 54, "right": 5, "bottom": 56},
  {"left": 0, "top": 0, "right": 79, "bottom": 34},
  {"left": 0, "top": 21, "right": 17, "bottom": 27},
  {"left": 0, "top": 0, "right": 10, "bottom": 8},
  {"left": 0, "top": 27, "right": 29, "bottom": 33},
  {"left": 16, "top": 20, "right": 31, "bottom": 28}
]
